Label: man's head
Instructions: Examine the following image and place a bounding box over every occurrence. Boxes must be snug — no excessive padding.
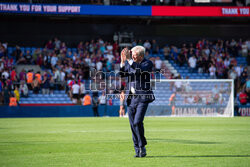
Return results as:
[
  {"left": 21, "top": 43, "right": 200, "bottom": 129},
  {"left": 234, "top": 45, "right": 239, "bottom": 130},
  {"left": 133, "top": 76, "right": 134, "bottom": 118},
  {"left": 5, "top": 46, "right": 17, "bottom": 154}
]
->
[{"left": 131, "top": 46, "right": 145, "bottom": 63}]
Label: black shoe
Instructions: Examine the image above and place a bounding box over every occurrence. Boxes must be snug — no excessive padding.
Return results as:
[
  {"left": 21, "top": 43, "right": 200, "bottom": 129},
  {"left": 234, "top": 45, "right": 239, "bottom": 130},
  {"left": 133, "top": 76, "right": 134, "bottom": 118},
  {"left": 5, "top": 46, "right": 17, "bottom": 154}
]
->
[
  {"left": 134, "top": 148, "right": 139, "bottom": 158},
  {"left": 139, "top": 147, "right": 146, "bottom": 157},
  {"left": 134, "top": 153, "right": 139, "bottom": 158}
]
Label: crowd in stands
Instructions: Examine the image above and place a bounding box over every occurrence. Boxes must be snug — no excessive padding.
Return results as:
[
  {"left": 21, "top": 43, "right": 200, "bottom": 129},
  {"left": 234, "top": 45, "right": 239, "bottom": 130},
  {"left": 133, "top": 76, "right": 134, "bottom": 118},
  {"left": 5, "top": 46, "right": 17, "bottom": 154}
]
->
[
  {"left": 0, "top": 37, "right": 161, "bottom": 105},
  {"left": 165, "top": 38, "right": 250, "bottom": 105},
  {"left": 2, "top": 0, "right": 248, "bottom": 6},
  {"left": 0, "top": 37, "right": 249, "bottom": 106}
]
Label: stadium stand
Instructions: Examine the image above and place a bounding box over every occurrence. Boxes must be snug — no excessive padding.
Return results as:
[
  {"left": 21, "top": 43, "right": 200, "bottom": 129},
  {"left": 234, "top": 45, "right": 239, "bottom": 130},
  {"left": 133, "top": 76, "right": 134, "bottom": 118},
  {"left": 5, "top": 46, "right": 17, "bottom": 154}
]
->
[{"left": 0, "top": 38, "right": 249, "bottom": 106}]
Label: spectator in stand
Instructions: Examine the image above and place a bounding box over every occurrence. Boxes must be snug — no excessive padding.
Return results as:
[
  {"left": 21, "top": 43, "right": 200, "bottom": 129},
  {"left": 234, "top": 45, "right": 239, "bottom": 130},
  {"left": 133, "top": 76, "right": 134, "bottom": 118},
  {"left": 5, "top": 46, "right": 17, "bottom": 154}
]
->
[
  {"left": 54, "top": 37, "right": 61, "bottom": 52},
  {"left": 241, "top": 41, "right": 248, "bottom": 57},
  {"left": 12, "top": 46, "right": 22, "bottom": 61},
  {"left": 229, "top": 68, "right": 238, "bottom": 81},
  {"left": 3, "top": 85, "right": 10, "bottom": 105},
  {"left": 224, "top": 57, "right": 230, "bottom": 68},
  {"left": 132, "top": 40, "right": 137, "bottom": 47},
  {"left": 16, "top": 52, "right": 26, "bottom": 65},
  {"left": 143, "top": 40, "right": 151, "bottom": 52},
  {"left": 203, "top": 45, "right": 210, "bottom": 56},
  {"left": 229, "top": 68, "right": 238, "bottom": 97},
  {"left": 0, "top": 58, "right": 4, "bottom": 72},
  {"left": 89, "top": 39, "right": 96, "bottom": 54},
  {"left": 35, "top": 71, "right": 42, "bottom": 84},
  {"left": 51, "top": 54, "right": 58, "bottom": 67},
  {"left": 83, "top": 92, "right": 91, "bottom": 106},
  {"left": 106, "top": 59, "right": 112, "bottom": 72},
  {"left": 187, "top": 95, "right": 194, "bottom": 104},
  {"left": 137, "top": 39, "right": 143, "bottom": 46},
  {"left": 58, "top": 49, "right": 66, "bottom": 62},
  {"left": 239, "top": 90, "right": 248, "bottom": 105},
  {"left": 235, "top": 64, "right": 243, "bottom": 78},
  {"left": 188, "top": 55, "right": 197, "bottom": 73},
  {"left": 84, "top": 41, "right": 90, "bottom": 53},
  {"left": 49, "top": 77, "right": 55, "bottom": 95},
  {"left": 60, "top": 69, "right": 66, "bottom": 89},
  {"left": 72, "top": 52, "right": 78, "bottom": 62},
  {"left": 209, "top": 64, "right": 216, "bottom": 79},
  {"left": 151, "top": 40, "right": 159, "bottom": 54},
  {"left": 80, "top": 81, "right": 86, "bottom": 103},
  {"left": 2, "top": 68, "right": 9, "bottom": 80},
  {"left": 96, "top": 59, "right": 103, "bottom": 71},
  {"left": 32, "top": 48, "right": 40, "bottom": 63},
  {"left": 196, "top": 55, "right": 204, "bottom": 73},
  {"left": 0, "top": 43, "right": 6, "bottom": 58},
  {"left": 42, "top": 74, "right": 50, "bottom": 95},
  {"left": 113, "top": 41, "right": 119, "bottom": 54},
  {"left": 106, "top": 50, "right": 114, "bottom": 63},
  {"left": 5, "top": 77, "right": 12, "bottom": 91},
  {"left": 36, "top": 54, "right": 43, "bottom": 67},
  {"left": 46, "top": 40, "right": 54, "bottom": 50},
  {"left": 60, "top": 42, "right": 67, "bottom": 54},
  {"left": 99, "top": 39, "right": 105, "bottom": 53},
  {"left": 14, "top": 86, "right": 20, "bottom": 102},
  {"left": 154, "top": 57, "right": 162, "bottom": 72},
  {"left": 98, "top": 91, "right": 106, "bottom": 105},
  {"left": 32, "top": 76, "right": 40, "bottom": 94},
  {"left": 245, "top": 78, "right": 250, "bottom": 94},
  {"left": 20, "top": 80, "right": 28, "bottom": 97},
  {"left": 54, "top": 68, "right": 60, "bottom": 83},
  {"left": 72, "top": 80, "right": 80, "bottom": 104},
  {"left": 77, "top": 41, "right": 84, "bottom": 53},
  {"left": 240, "top": 67, "right": 248, "bottom": 85},
  {"left": 212, "top": 85, "right": 219, "bottom": 99},
  {"left": 92, "top": 93, "right": 99, "bottom": 117},
  {"left": 25, "top": 50, "right": 33, "bottom": 64},
  {"left": 10, "top": 67, "right": 17, "bottom": 83},
  {"left": 163, "top": 45, "right": 170, "bottom": 60},
  {"left": 43, "top": 52, "right": 51, "bottom": 69},
  {"left": 26, "top": 70, "right": 34, "bottom": 90},
  {"left": 170, "top": 45, "right": 178, "bottom": 61},
  {"left": 177, "top": 51, "right": 186, "bottom": 67},
  {"left": 9, "top": 94, "right": 17, "bottom": 107},
  {"left": 174, "top": 80, "right": 182, "bottom": 92},
  {"left": 19, "top": 69, "right": 26, "bottom": 82},
  {"left": 216, "top": 58, "right": 226, "bottom": 79},
  {"left": 181, "top": 43, "right": 188, "bottom": 60},
  {"left": 67, "top": 51, "right": 73, "bottom": 59},
  {"left": 106, "top": 42, "right": 113, "bottom": 54},
  {"left": 85, "top": 55, "right": 91, "bottom": 67}
]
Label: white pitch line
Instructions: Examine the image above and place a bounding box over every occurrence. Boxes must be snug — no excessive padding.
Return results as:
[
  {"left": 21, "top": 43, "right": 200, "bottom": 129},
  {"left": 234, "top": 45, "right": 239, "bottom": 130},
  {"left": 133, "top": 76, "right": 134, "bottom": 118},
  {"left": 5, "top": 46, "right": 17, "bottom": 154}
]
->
[
  {"left": 1, "top": 129, "right": 248, "bottom": 134},
  {"left": 67, "top": 129, "right": 249, "bottom": 133}
]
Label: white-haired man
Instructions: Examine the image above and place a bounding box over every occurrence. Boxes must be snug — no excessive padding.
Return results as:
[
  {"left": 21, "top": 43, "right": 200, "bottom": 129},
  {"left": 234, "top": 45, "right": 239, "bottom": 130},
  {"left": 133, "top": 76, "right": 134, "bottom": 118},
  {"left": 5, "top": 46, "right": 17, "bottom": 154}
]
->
[{"left": 120, "top": 46, "right": 155, "bottom": 158}]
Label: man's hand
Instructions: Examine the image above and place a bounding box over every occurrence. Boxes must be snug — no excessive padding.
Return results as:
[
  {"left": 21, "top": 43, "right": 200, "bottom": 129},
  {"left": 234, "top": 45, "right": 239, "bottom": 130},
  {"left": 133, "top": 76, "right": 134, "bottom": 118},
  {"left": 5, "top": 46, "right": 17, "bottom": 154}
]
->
[{"left": 121, "top": 48, "right": 131, "bottom": 64}]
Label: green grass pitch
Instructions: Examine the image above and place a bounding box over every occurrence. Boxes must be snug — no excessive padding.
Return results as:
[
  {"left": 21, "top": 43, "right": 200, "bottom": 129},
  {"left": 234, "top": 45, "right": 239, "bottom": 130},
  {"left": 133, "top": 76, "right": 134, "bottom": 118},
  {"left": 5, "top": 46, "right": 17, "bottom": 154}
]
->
[{"left": 0, "top": 117, "right": 249, "bottom": 167}]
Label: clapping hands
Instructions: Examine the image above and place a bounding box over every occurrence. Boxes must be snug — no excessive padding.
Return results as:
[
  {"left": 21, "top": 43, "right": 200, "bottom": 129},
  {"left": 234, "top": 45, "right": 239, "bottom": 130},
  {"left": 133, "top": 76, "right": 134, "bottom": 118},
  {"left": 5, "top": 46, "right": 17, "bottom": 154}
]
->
[{"left": 121, "top": 48, "right": 131, "bottom": 64}]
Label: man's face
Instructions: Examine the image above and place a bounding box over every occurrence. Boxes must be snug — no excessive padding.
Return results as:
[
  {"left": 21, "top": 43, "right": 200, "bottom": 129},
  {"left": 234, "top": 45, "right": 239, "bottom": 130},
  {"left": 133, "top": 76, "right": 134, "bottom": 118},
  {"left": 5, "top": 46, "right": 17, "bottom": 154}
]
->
[{"left": 132, "top": 51, "right": 142, "bottom": 63}]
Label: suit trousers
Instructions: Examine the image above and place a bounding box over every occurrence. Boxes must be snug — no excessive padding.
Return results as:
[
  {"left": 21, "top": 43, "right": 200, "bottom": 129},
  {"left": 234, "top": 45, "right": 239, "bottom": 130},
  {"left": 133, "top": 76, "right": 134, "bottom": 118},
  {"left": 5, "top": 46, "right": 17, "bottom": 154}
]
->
[{"left": 128, "top": 97, "right": 149, "bottom": 153}]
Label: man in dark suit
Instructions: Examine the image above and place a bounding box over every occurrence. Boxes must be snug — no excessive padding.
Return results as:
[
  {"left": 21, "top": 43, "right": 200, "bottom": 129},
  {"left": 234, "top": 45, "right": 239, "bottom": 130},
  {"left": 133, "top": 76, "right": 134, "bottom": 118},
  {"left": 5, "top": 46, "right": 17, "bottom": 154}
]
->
[{"left": 120, "top": 46, "right": 155, "bottom": 158}]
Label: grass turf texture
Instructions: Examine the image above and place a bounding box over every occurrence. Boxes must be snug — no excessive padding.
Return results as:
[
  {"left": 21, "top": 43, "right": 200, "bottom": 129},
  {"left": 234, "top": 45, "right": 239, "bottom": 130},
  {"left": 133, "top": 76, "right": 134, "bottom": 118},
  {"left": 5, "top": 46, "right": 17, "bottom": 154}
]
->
[{"left": 0, "top": 117, "right": 249, "bottom": 167}]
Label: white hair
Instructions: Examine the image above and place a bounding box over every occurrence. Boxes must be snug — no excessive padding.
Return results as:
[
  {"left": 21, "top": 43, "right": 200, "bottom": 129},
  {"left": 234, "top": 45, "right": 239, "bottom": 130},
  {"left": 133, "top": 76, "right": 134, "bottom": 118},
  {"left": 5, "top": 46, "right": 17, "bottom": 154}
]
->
[{"left": 131, "top": 45, "right": 145, "bottom": 57}]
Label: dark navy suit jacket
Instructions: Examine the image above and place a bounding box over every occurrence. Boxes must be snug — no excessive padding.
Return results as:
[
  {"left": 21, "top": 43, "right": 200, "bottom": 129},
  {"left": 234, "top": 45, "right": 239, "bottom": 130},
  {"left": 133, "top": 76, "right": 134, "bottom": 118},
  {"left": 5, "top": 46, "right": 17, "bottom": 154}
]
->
[{"left": 120, "top": 58, "right": 155, "bottom": 106}]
